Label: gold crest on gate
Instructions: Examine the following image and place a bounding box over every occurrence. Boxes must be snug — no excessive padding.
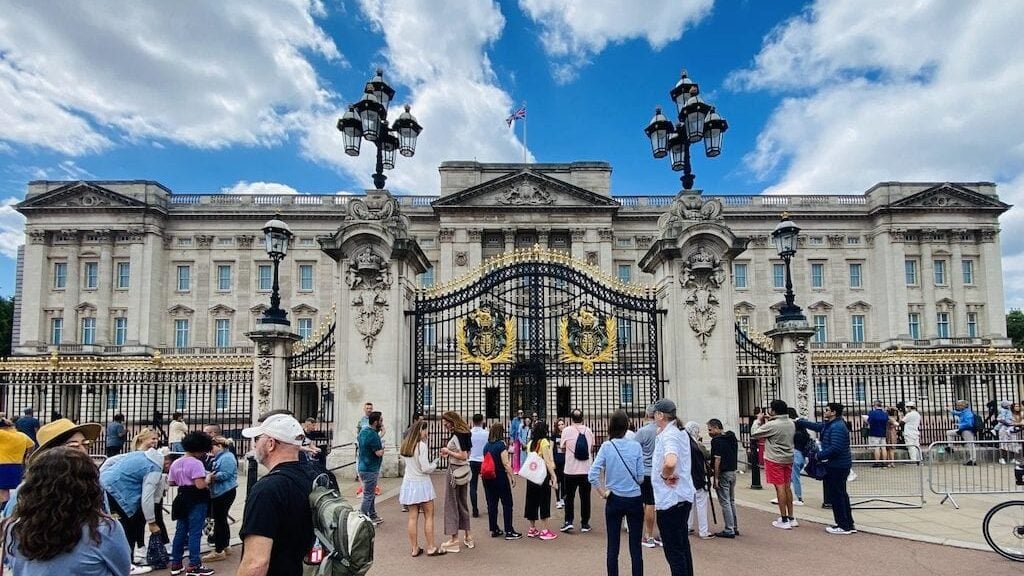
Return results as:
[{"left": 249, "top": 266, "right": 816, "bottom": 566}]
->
[
  {"left": 559, "top": 305, "right": 616, "bottom": 374},
  {"left": 456, "top": 304, "right": 516, "bottom": 375}
]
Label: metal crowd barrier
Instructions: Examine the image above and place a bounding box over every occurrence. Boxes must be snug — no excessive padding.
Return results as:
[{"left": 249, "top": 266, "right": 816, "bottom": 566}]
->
[
  {"left": 844, "top": 443, "right": 925, "bottom": 509},
  {"left": 926, "top": 440, "right": 1024, "bottom": 509}
]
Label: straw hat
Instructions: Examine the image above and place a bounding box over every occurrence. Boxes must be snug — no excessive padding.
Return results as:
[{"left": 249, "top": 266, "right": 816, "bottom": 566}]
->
[{"left": 32, "top": 418, "right": 102, "bottom": 461}]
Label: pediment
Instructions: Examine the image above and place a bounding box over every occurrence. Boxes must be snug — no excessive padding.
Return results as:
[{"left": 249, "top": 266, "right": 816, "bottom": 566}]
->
[
  {"left": 167, "top": 305, "right": 195, "bottom": 316},
  {"left": 734, "top": 300, "right": 755, "bottom": 313},
  {"left": 808, "top": 300, "right": 834, "bottom": 311},
  {"left": 432, "top": 170, "right": 619, "bottom": 210},
  {"left": 846, "top": 300, "right": 871, "bottom": 311},
  {"left": 208, "top": 304, "right": 236, "bottom": 315},
  {"left": 890, "top": 183, "right": 1009, "bottom": 211},
  {"left": 76, "top": 302, "right": 97, "bottom": 313},
  {"left": 19, "top": 182, "right": 147, "bottom": 211},
  {"left": 290, "top": 304, "right": 318, "bottom": 315},
  {"left": 249, "top": 304, "right": 269, "bottom": 315}
]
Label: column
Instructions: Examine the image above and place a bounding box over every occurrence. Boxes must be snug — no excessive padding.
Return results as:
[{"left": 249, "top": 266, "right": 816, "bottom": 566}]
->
[
  {"left": 468, "top": 228, "right": 483, "bottom": 268},
  {"left": 504, "top": 228, "right": 516, "bottom": 255},
  {"left": 128, "top": 235, "right": 145, "bottom": 345},
  {"left": 63, "top": 237, "right": 80, "bottom": 344},
  {"left": 598, "top": 228, "right": 613, "bottom": 274},
  {"left": 438, "top": 227, "right": 454, "bottom": 284},
  {"left": 980, "top": 229, "right": 1005, "bottom": 338},
  {"left": 19, "top": 231, "right": 48, "bottom": 347},
  {"left": 920, "top": 240, "right": 936, "bottom": 337},
  {"left": 570, "top": 228, "right": 586, "bottom": 261},
  {"left": 949, "top": 238, "right": 967, "bottom": 336},
  {"left": 96, "top": 233, "right": 113, "bottom": 345}
]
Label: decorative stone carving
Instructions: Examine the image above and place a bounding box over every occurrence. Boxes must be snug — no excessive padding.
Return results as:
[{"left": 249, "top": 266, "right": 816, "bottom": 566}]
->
[
  {"left": 657, "top": 191, "right": 724, "bottom": 238},
  {"left": 455, "top": 251, "right": 469, "bottom": 267},
  {"left": 920, "top": 228, "right": 943, "bottom": 242},
  {"left": 635, "top": 235, "right": 655, "bottom": 250},
  {"left": 345, "top": 248, "right": 392, "bottom": 291},
  {"left": 236, "top": 235, "right": 255, "bottom": 248},
  {"left": 920, "top": 193, "right": 963, "bottom": 208},
  {"left": 794, "top": 338, "right": 810, "bottom": 417},
  {"left": 571, "top": 228, "right": 586, "bottom": 242},
  {"left": 256, "top": 356, "right": 273, "bottom": 415},
  {"left": 497, "top": 180, "right": 552, "bottom": 205},
  {"left": 598, "top": 228, "right": 614, "bottom": 241},
  {"left": 438, "top": 228, "right": 455, "bottom": 243},
  {"left": 586, "top": 251, "right": 599, "bottom": 266},
  {"left": 888, "top": 229, "right": 908, "bottom": 243},
  {"left": 126, "top": 228, "right": 146, "bottom": 243},
  {"left": 345, "top": 191, "right": 410, "bottom": 238},
  {"left": 161, "top": 235, "right": 173, "bottom": 249},
  {"left": 196, "top": 235, "right": 214, "bottom": 248},
  {"left": 537, "top": 228, "right": 549, "bottom": 245},
  {"left": 352, "top": 290, "right": 389, "bottom": 363},
  {"left": 680, "top": 245, "right": 727, "bottom": 353},
  {"left": 468, "top": 229, "right": 482, "bottom": 242},
  {"left": 980, "top": 228, "right": 998, "bottom": 243},
  {"left": 28, "top": 229, "right": 47, "bottom": 245},
  {"left": 827, "top": 234, "right": 845, "bottom": 247},
  {"left": 62, "top": 192, "right": 111, "bottom": 208},
  {"left": 750, "top": 235, "right": 770, "bottom": 248},
  {"left": 503, "top": 228, "right": 516, "bottom": 244}
]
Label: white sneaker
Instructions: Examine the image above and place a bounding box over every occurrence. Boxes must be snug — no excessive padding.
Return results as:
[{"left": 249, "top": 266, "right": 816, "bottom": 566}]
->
[
  {"left": 642, "top": 537, "right": 657, "bottom": 548},
  {"left": 555, "top": 499, "right": 565, "bottom": 509},
  {"left": 794, "top": 499, "right": 804, "bottom": 506},
  {"left": 789, "top": 518, "right": 800, "bottom": 527},
  {"left": 769, "top": 498, "right": 779, "bottom": 504},
  {"left": 999, "top": 458, "right": 1007, "bottom": 465},
  {"left": 129, "top": 565, "right": 154, "bottom": 575},
  {"left": 771, "top": 518, "right": 792, "bottom": 530},
  {"left": 826, "top": 525, "right": 856, "bottom": 535}
]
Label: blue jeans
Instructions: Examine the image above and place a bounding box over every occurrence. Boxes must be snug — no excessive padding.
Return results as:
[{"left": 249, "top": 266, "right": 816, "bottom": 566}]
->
[
  {"left": 360, "top": 471, "right": 379, "bottom": 519},
  {"left": 791, "top": 451, "right": 805, "bottom": 500},
  {"left": 656, "top": 502, "right": 693, "bottom": 576},
  {"left": 605, "top": 494, "right": 644, "bottom": 576},
  {"left": 171, "top": 501, "right": 208, "bottom": 568}
]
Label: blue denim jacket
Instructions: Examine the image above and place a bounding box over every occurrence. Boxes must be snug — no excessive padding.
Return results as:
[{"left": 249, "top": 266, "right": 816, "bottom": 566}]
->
[
  {"left": 210, "top": 449, "right": 238, "bottom": 498},
  {"left": 99, "top": 450, "right": 161, "bottom": 517}
]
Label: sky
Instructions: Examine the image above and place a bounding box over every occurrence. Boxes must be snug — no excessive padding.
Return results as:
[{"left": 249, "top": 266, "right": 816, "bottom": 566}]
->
[{"left": 1, "top": 1, "right": 1023, "bottom": 309}]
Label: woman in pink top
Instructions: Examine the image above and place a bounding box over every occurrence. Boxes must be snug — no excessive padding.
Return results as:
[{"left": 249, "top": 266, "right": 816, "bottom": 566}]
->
[{"left": 167, "top": 431, "right": 214, "bottom": 576}]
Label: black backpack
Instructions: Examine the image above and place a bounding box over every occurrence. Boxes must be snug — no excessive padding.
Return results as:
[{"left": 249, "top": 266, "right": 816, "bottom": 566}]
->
[
  {"left": 573, "top": 429, "right": 590, "bottom": 461},
  {"left": 689, "top": 437, "right": 708, "bottom": 491},
  {"left": 972, "top": 411, "right": 987, "bottom": 436}
]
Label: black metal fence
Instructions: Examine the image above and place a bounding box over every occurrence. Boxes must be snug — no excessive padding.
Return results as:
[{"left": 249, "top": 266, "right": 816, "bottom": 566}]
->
[
  {"left": 287, "top": 319, "right": 335, "bottom": 450},
  {"left": 735, "top": 326, "right": 780, "bottom": 448}
]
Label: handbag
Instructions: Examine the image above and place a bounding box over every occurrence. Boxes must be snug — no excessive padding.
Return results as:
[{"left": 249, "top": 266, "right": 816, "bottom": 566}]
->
[
  {"left": 804, "top": 449, "right": 829, "bottom": 481},
  {"left": 146, "top": 531, "right": 170, "bottom": 569},
  {"left": 450, "top": 463, "right": 471, "bottom": 486},
  {"left": 518, "top": 450, "right": 548, "bottom": 485}
]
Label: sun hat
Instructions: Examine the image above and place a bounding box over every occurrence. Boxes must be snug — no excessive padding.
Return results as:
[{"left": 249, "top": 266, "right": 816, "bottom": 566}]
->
[
  {"left": 33, "top": 418, "right": 102, "bottom": 461},
  {"left": 242, "top": 414, "right": 305, "bottom": 446}
]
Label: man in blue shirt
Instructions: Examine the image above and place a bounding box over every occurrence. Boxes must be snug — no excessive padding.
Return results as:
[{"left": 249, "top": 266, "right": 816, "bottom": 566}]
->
[
  {"left": 945, "top": 400, "right": 978, "bottom": 465},
  {"left": 14, "top": 408, "right": 39, "bottom": 445},
  {"left": 357, "top": 411, "right": 384, "bottom": 524},
  {"left": 105, "top": 414, "right": 127, "bottom": 457},
  {"left": 865, "top": 401, "right": 889, "bottom": 467}
]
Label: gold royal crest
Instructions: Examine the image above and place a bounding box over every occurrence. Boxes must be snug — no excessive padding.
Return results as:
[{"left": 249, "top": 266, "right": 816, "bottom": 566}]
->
[
  {"left": 559, "top": 305, "right": 616, "bottom": 374},
  {"left": 456, "top": 304, "right": 516, "bottom": 374}
]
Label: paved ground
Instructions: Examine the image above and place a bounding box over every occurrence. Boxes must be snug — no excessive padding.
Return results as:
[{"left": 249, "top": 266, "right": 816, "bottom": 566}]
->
[{"left": 198, "top": 466, "right": 1016, "bottom": 575}]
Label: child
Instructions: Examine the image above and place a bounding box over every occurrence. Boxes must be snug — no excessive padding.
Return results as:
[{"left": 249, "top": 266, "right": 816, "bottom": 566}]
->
[{"left": 168, "top": 431, "right": 215, "bottom": 576}]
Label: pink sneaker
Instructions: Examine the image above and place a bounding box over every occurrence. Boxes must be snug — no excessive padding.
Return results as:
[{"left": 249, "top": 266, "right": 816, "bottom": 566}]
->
[
  {"left": 538, "top": 530, "right": 558, "bottom": 541},
  {"left": 527, "top": 527, "right": 540, "bottom": 538}
]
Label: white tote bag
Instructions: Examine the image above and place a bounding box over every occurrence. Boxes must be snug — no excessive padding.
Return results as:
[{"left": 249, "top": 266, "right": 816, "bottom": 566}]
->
[{"left": 518, "top": 450, "right": 548, "bottom": 485}]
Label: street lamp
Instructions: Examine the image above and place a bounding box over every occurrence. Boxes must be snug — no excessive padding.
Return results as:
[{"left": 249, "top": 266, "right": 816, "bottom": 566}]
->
[
  {"left": 337, "top": 68, "right": 423, "bottom": 190},
  {"left": 645, "top": 69, "right": 729, "bottom": 190},
  {"left": 771, "top": 213, "right": 806, "bottom": 323},
  {"left": 260, "top": 216, "right": 294, "bottom": 326}
]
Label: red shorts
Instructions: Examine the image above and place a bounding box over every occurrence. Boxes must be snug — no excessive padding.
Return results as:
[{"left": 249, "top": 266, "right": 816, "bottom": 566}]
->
[{"left": 764, "top": 460, "right": 793, "bottom": 486}]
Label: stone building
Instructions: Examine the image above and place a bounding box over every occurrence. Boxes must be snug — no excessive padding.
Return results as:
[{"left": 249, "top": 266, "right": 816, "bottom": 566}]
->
[{"left": 13, "top": 161, "right": 1010, "bottom": 357}]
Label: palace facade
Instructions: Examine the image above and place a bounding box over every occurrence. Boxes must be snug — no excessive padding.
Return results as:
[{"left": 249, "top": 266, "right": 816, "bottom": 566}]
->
[{"left": 11, "top": 161, "right": 1011, "bottom": 357}]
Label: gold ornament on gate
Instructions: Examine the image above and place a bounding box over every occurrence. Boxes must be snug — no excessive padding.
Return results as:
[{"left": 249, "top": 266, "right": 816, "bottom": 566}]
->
[
  {"left": 456, "top": 303, "right": 516, "bottom": 375},
  {"left": 560, "top": 305, "right": 616, "bottom": 374}
]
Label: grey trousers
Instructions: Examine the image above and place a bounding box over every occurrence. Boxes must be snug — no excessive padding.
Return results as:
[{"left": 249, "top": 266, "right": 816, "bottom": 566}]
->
[{"left": 715, "top": 471, "right": 738, "bottom": 534}]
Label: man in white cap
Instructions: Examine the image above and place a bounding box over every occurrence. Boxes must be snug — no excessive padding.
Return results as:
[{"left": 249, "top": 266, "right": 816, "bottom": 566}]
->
[
  {"left": 238, "top": 413, "right": 315, "bottom": 576},
  {"left": 900, "top": 401, "right": 921, "bottom": 462}
]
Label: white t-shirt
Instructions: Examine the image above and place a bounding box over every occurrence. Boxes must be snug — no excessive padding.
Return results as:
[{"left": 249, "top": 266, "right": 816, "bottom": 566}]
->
[
  {"left": 469, "top": 426, "right": 488, "bottom": 462},
  {"left": 651, "top": 424, "right": 694, "bottom": 510},
  {"left": 901, "top": 410, "right": 921, "bottom": 436}
]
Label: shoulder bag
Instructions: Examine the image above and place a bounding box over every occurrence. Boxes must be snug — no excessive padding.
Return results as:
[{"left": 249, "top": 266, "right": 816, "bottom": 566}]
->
[
  {"left": 448, "top": 436, "right": 471, "bottom": 486},
  {"left": 518, "top": 441, "right": 549, "bottom": 485}
]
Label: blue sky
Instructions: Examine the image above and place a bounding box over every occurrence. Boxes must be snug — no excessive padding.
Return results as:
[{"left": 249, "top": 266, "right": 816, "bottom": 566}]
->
[{"left": 1, "top": 1, "right": 1023, "bottom": 308}]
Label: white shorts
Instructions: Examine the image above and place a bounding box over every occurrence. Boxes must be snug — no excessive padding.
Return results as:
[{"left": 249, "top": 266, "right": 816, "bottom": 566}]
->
[{"left": 867, "top": 436, "right": 885, "bottom": 447}]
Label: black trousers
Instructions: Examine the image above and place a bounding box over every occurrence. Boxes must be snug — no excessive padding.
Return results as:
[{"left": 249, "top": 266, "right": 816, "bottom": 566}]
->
[
  {"left": 469, "top": 461, "right": 482, "bottom": 514},
  {"left": 108, "top": 493, "right": 145, "bottom": 550},
  {"left": 605, "top": 494, "right": 644, "bottom": 576},
  {"left": 483, "top": 476, "right": 514, "bottom": 533},
  {"left": 106, "top": 445, "right": 123, "bottom": 458},
  {"left": 563, "top": 474, "right": 591, "bottom": 525},
  {"left": 656, "top": 502, "right": 694, "bottom": 576},
  {"left": 823, "top": 467, "right": 855, "bottom": 530},
  {"left": 210, "top": 488, "right": 236, "bottom": 552}
]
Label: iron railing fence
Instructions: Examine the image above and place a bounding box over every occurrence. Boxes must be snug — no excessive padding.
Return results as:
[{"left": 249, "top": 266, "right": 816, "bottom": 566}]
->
[
  {"left": 287, "top": 317, "right": 336, "bottom": 449},
  {"left": 843, "top": 442, "right": 925, "bottom": 509},
  {"left": 736, "top": 326, "right": 780, "bottom": 450},
  {"left": 0, "top": 354, "right": 254, "bottom": 457}
]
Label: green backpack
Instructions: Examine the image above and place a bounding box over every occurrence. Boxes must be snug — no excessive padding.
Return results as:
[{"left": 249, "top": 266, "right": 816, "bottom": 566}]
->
[{"left": 305, "top": 483, "right": 375, "bottom": 576}]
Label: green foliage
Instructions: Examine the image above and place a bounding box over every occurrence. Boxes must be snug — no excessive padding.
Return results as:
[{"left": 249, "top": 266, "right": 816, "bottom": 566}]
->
[
  {"left": 1007, "top": 309, "right": 1024, "bottom": 349},
  {"left": 0, "top": 296, "right": 12, "bottom": 357}
]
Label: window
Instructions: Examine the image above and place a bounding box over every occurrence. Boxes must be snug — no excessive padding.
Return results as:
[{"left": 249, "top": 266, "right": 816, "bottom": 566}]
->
[
  {"left": 299, "top": 264, "right": 314, "bottom": 291},
  {"left": 215, "top": 319, "right": 231, "bottom": 348},
  {"left": 84, "top": 262, "right": 98, "bottom": 289},
  {"left": 967, "top": 312, "right": 979, "bottom": 338},
  {"left": 616, "top": 237, "right": 633, "bottom": 248},
  {"left": 217, "top": 265, "right": 232, "bottom": 291},
  {"left": 936, "top": 312, "right": 950, "bottom": 338},
  {"left": 854, "top": 381, "right": 867, "bottom": 402},
  {"left": 50, "top": 318, "right": 63, "bottom": 345},
  {"left": 176, "top": 265, "right": 191, "bottom": 291},
  {"left": 258, "top": 265, "right": 272, "bottom": 291},
  {"left": 419, "top": 268, "right": 435, "bottom": 289},
  {"left": 617, "top": 319, "right": 632, "bottom": 346},
  {"left": 809, "top": 236, "right": 824, "bottom": 246},
  {"left": 962, "top": 259, "right": 975, "bottom": 285},
  {"left": 734, "top": 263, "right": 748, "bottom": 289},
  {"left": 106, "top": 388, "right": 119, "bottom": 410},
  {"left": 298, "top": 318, "right": 313, "bottom": 340},
  {"left": 933, "top": 259, "right": 947, "bottom": 285},
  {"left": 422, "top": 382, "right": 433, "bottom": 407},
  {"left": 813, "top": 315, "right": 828, "bottom": 343},
  {"left": 814, "top": 381, "right": 829, "bottom": 403},
  {"left": 174, "top": 388, "right": 187, "bottom": 411},
  {"left": 851, "top": 315, "right": 865, "bottom": 342},
  {"left": 114, "top": 318, "right": 127, "bottom": 346},
  {"left": 619, "top": 382, "right": 634, "bottom": 406},
  {"left": 617, "top": 264, "right": 632, "bottom": 284},
  {"left": 53, "top": 262, "right": 67, "bottom": 289},
  {"left": 174, "top": 319, "right": 190, "bottom": 348},
  {"left": 847, "top": 236, "right": 861, "bottom": 245},
  {"left": 905, "top": 260, "right": 918, "bottom": 285},
  {"left": 810, "top": 262, "right": 824, "bottom": 289},
  {"left": 215, "top": 386, "right": 229, "bottom": 410},
  {"left": 116, "top": 262, "right": 130, "bottom": 289},
  {"left": 848, "top": 263, "right": 862, "bottom": 288},
  {"left": 736, "top": 315, "right": 750, "bottom": 331},
  {"left": 908, "top": 313, "right": 921, "bottom": 340},
  {"left": 81, "top": 318, "right": 96, "bottom": 345},
  {"left": 772, "top": 263, "right": 785, "bottom": 289}
]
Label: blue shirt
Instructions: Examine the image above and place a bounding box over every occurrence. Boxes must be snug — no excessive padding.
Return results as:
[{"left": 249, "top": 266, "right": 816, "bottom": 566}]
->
[
  {"left": 866, "top": 408, "right": 888, "bottom": 438},
  {"left": 15, "top": 416, "right": 39, "bottom": 443},
  {"left": 210, "top": 449, "right": 239, "bottom": 498},
  {"left": 357, "top": 427, "right": 383, "bottom": 473},
  {"left": 7, "top": 519, "right": 131, "bottom": 576},
  {"left": 105, "top": 421, "right": 125, "bottom": 448},
  {"left": 952, "top": 408, "right": 976, "bottom": 432},
  {"left": 588, "top": 438, "right": 643, "bottom": 498}
]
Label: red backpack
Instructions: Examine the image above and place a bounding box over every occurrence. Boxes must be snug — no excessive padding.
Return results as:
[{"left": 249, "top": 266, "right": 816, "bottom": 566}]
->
[{"left": 481, "top": 451, "right": 497, "bottom": 480}]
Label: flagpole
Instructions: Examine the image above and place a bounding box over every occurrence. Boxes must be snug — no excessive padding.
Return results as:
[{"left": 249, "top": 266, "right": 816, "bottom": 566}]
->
[{"left": 522, "top": 101, "right": 527, "bottom": 164}]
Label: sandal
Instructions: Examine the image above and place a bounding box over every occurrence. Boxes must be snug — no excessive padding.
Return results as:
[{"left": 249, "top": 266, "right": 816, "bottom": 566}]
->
[
  {"left": 411, "top": 548, "right": 424, "bottom": 557},
  {"left": 463, "top": 538, "right": 475, "bottom": 549},
  {"left": 426, "top": 548, "right": 447, "bottom": 557},
  {"left": 440, "top": 541, "right": 461, "bottom": 553}
]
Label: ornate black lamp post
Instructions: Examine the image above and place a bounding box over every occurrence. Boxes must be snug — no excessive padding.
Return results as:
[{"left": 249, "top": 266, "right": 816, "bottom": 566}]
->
[
  {"left": 259, "top": 216, "right": 294, "bottom": 326},
  {"left": 771, "top": 213, "right": 806, "bottom": 323},
  {"left": 337, "top": 68, "right": 423, "bottom": 190},
  {"left": 645, "top": 69, "right": 728, "bottom": 190}
]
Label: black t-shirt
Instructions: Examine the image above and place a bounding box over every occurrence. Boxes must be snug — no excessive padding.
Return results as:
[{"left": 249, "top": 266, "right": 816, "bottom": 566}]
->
[
  {"left": 710, "top": 431, "right": 738, "bottom": 473},
  {"left": 240, "top": 461, "right": 315, "bottom": 576}
]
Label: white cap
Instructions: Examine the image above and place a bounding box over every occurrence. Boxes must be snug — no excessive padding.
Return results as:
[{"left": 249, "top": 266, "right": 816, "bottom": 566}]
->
[
  {"left": 242, "top": 414, "right": 306, "bottom": 446},
  {"left": 905, "top": 401, "right": 916, "bottom": 408}
]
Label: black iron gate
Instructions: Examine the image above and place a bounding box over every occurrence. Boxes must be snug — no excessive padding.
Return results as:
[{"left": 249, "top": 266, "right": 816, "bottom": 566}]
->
[
  {"left": 287, "top": 321, "right": 335, "bottom": 447},
  {"left": 735, "top": 325, "right": 780, "bottom": 449},
  {"left": 411, "top": 250, "right": 662, "bottom": 451}
]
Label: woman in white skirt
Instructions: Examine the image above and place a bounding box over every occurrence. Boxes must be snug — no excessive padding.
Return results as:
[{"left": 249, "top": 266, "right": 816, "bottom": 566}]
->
[{"left": 400, "top": 420, "right": 446, "bottom": 557}]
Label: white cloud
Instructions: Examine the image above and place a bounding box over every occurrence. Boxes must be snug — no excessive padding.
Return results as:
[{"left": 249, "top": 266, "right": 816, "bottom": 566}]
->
[
  {"left": 0, "top": 1, "right": 340, "bottom": 153},
  {"left": 221, "top": 181, "right": 300, "bottom": 195},
  {"left": 0, "top": 198, "right": 25, "bottom": 259},
  {"left": 519, "top": 0, "right": 714, "bottom": 82},
  {"left": 301, "top": 0, "right": 529, "bottom": 194},
  {"left": 730, "top": 1, "right": 1024, "bottom": 310}
]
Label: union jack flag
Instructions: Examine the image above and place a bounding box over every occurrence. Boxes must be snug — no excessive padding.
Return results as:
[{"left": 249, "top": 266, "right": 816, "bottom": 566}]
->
[{"left": 506, "top": 106, "right": 526, "bottom": 127}]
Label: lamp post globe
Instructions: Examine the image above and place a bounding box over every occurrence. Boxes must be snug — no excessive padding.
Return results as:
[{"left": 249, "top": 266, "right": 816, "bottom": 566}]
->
[
  {"left": 260, "top": 216, "right": 294, "bottom": 326},
  {"left": 771, "top": 214, "right": 806, "bottom": 323}
]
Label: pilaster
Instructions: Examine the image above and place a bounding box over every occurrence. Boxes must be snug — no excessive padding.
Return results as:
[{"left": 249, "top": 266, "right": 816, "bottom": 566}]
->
[{"left": 766, "top": 325, "right": 816, "bottom": 417}]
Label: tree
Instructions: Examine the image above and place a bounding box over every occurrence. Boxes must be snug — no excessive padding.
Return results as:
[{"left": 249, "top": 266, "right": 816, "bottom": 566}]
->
[
  {"left": 1007, "top": 309, "right": 1024, "bottom": 349},
  {"left": 0, "top": 296, "right": 12, "bottom": 357}
]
